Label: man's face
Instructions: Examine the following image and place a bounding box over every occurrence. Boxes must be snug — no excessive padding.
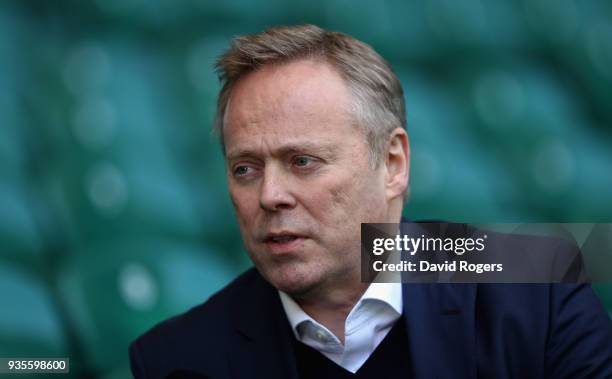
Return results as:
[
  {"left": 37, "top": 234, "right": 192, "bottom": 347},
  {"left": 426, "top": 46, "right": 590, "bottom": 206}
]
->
[{"left": 223, "top": 59, "right": 391, "bottom": 296}]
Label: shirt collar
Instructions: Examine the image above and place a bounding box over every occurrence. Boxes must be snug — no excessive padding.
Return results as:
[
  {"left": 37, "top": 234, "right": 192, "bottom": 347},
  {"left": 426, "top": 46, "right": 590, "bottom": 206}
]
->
[
  {"left": 278, "top": 282, "right": 403, "bottom": 338},
  {"left": 360, "top": 281, "right": 403, "bottom": 315},
  {"left": 278, "top": 290, "right": 311, "bottom": 339}
]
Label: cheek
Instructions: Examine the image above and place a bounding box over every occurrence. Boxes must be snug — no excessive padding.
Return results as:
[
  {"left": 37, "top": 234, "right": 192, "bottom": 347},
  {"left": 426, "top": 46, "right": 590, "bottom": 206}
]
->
[
  {"left": 325, "top": 170, "right": 386, "bottom": 221},
  {"left": 328, "top": 170, "right": 371, "bottom": 204},
  {"left": 229, "top": 188, "right": 258, "bottom": 225},
  {"left": 329, "top": 183, "right": 352, "bottom": 210},
  {"left": 309, "top": 174, "right": 364, "bottom": 223}
]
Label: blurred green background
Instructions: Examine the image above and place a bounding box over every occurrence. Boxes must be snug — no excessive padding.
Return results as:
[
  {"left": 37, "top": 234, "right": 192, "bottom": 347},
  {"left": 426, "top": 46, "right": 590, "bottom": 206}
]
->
[{"left": 1, "top": 0, "right": 611, "bottom": 377}]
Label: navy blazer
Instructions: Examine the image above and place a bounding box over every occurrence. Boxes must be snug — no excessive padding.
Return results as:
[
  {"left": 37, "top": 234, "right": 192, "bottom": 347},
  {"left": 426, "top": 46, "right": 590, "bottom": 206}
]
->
[{"left": 130, "top": 268, "right": 612, "bottom": 378}]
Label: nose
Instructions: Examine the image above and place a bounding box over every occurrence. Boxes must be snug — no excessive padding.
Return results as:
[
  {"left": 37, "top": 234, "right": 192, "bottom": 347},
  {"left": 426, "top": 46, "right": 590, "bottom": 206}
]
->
[{"left": 259, "top": 164, "right": 297, "bottom": 212}]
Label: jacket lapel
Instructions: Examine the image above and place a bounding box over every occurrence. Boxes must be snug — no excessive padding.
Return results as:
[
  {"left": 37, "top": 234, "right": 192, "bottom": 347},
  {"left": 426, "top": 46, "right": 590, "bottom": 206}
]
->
[
  {"left": 229, "top": 271, "right": 299, "bottom": 379},
  {"left": 402, "top": 283, "right": 477, "bottom": 379}
]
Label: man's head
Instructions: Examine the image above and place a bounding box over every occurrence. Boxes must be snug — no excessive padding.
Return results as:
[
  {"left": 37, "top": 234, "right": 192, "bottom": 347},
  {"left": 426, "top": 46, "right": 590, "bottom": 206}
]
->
[
  {"left": 215, "top": 24, "right": 406, "bottom": 167},
  {"left": 215, "top": 25, "right": 410, "bottom": 298}
]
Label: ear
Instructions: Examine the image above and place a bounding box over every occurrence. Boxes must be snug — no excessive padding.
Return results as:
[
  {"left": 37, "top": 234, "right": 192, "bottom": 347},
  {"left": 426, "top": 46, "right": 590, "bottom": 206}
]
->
[{"left": 385, "top": 128, "right": 410, "bottom": 201}]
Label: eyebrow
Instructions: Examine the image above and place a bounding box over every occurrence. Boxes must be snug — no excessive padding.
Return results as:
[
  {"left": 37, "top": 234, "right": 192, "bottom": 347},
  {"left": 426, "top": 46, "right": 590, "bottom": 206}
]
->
[{"left": 226, "top": 142, "right": 338, "bottom": 161}]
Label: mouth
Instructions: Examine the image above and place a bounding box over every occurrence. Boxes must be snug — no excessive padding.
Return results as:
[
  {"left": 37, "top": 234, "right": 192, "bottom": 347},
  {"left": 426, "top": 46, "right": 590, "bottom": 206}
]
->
[
  {"left": 268, "top": 235, "right": 299, "bottom": 243},
  {"left": 263, "top": 232, "right": 307, "bottom": 253}
]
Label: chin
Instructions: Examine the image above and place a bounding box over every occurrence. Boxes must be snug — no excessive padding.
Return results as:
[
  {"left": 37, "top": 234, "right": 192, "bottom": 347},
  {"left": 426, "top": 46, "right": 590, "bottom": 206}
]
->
[
  {"left": 263, "top": 266, "right": 320, "bottom": 296},
  {"left": 274, "top": 281, "right": 316, "bottom": 297}
]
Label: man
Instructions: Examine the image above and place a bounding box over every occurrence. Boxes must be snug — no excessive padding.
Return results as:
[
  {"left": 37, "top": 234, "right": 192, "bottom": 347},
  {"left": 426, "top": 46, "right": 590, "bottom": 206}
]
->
[{"left": 130, "top": 25, "right": 612, "bottom": 378}]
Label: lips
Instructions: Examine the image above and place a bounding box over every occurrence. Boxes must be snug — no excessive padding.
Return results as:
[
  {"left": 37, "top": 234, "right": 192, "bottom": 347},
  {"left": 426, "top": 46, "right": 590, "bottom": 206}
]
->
[
  {"left": 263, "top": 231, "right": 307, "bottom": 253},
  {"left": 264, "top": 231, "right": 304, "bottom": 242},
  {"left": 269, "top": 235, "right": 298, "bottom": 243}
]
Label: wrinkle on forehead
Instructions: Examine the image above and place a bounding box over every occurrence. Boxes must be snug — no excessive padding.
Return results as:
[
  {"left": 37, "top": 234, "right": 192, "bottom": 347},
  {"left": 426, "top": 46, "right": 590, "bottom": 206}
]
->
[{"left": 223, "top": 59, "right": 357, "bottom": 146}]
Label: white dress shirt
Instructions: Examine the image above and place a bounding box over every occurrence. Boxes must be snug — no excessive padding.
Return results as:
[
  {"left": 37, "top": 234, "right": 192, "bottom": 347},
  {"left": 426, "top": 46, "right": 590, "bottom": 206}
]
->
[{"left": 278, "top": 282, "right": 403, "bottom": 373}]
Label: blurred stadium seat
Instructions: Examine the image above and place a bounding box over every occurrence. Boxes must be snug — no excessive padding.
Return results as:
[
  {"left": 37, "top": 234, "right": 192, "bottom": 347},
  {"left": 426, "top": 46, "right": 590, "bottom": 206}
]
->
[
  {"left": 57, "top": 239, "right": 235, "bottom": 375},
  {"left": 0, "top": 264, "right": 68, "bottom": 357},
  {"left": 0, "top": 183, "right": 45, "bottom": 266}
]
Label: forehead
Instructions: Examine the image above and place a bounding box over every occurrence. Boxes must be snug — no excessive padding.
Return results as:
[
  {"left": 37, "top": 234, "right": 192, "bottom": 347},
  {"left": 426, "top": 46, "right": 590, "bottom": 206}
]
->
[{"left": 223, "top": 59, "right": 363, "bottom": 156}]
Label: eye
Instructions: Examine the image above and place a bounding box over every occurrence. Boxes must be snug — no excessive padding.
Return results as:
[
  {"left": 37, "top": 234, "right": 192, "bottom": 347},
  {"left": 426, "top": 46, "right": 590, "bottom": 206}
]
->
[
  {"left": 293, "top": 156, "right": 313, "bottom": 167},
  {"left": 233, "top": 165, "right": 252, "bottom": 177}
]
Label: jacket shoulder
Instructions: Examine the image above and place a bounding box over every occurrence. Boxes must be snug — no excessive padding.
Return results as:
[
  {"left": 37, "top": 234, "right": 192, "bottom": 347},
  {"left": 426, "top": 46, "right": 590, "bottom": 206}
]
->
[
  {"left": 129, "top": 268, "right": 261, "bottom": 378},
  {"left": 146, "top": 268, "right": 258, "bottom": 338}
]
